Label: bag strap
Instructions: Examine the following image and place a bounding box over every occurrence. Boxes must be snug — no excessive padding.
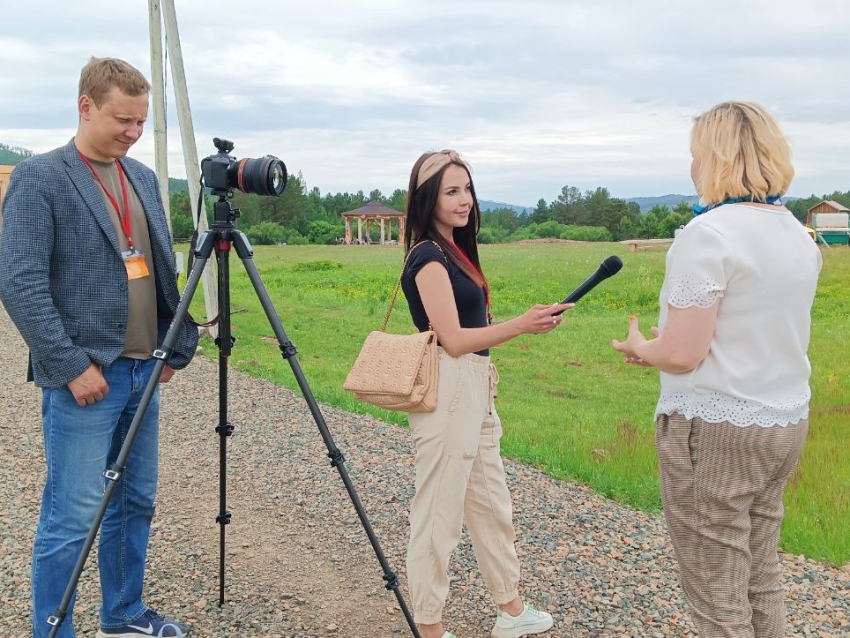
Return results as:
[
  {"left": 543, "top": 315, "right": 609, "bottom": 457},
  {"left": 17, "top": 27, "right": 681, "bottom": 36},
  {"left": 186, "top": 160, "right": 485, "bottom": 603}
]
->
[{"left": 380, "top": 240, "right": 446, "bottom": 331}]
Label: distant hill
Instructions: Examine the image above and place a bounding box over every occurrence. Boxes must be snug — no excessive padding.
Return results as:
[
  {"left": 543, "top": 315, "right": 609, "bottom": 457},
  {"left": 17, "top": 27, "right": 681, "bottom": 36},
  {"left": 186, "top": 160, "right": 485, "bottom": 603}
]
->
[
  {"left": 626, "top": 194, "right": 698, "bottom": 212},
  {"left": 1, "top": 146, "right": 193, "bottom": 195},
  {"left": 0, "top": 144, "right": 33, "bottom": 165},
  {"left": 478, "top": 196, "right": 703, "bottom": 215},
  {"left": 625, "top": 193, "right": 801, "bottom": 212},
  {"left": 478, "top": 195, "right": 703, "bottom": 215},
  {"left": 478, "top": 200, "right": 532, "bottom": 214}
]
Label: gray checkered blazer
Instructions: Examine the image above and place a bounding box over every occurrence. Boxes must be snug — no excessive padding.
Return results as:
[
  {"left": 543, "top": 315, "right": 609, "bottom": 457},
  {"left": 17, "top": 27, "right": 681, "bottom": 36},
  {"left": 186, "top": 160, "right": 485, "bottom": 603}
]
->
[{"left": 0, "top": 139, "right": 198, "bottom": 388}]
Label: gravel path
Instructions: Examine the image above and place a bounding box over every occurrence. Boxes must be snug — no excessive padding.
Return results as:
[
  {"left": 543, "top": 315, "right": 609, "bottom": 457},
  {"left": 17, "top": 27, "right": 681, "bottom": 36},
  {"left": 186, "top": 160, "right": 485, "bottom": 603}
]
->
[{"left": 1, "top": 303, "right": 848, "bottom": 637}]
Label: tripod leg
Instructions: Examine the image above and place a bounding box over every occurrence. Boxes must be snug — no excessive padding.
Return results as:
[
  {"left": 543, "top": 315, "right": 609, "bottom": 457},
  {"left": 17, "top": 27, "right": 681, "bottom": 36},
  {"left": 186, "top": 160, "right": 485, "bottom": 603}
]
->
[
  {"left": 230, "top": 231, "right": 422, "bottom": 638},
  {"left": 214, "top": 237, "right": 235, "bottom": 607},
  {"left": 45, "top": 231, "right": 216, "bottom": 638}
]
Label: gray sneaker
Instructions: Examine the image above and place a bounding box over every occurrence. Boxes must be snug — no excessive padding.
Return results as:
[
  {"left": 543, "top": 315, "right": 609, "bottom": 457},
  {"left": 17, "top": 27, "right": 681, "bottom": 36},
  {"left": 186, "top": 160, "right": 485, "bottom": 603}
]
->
[{"left": 95, "top": 609, "right": 190, "bottom": 638}]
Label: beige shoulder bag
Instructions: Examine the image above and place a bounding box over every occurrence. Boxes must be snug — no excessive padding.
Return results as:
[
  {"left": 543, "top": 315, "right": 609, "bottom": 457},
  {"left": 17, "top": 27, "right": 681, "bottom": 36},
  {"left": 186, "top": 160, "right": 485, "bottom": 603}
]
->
[{"left": 343, "top": 241, "right": 445, "bottom": 412}]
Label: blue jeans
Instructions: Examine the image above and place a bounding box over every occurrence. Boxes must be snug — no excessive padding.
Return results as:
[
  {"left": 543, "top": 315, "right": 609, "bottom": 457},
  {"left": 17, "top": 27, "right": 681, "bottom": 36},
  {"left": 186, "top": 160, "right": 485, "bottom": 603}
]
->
[{"left": 32, "top": 357, "right": 161, "bottom": 638}]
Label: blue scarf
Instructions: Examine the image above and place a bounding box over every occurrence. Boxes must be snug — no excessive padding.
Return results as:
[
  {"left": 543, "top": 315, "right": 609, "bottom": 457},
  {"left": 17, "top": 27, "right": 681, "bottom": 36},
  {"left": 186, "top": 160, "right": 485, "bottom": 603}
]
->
[{"left": 693, "top": 194, "right": 783, "bottom": 216}]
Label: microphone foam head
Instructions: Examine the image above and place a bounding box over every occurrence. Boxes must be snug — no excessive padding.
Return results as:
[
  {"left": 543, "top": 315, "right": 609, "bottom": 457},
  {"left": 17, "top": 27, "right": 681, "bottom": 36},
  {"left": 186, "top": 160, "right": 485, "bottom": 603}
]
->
[{"left": 600, "top": 255, "right": 623, "bottom": 277}]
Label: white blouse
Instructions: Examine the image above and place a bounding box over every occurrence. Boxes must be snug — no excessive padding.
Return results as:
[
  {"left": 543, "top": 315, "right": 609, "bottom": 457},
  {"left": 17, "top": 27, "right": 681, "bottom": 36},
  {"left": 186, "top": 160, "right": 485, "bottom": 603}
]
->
[{"left": 656, "top": 203, "right": 822, "bottom": 427}]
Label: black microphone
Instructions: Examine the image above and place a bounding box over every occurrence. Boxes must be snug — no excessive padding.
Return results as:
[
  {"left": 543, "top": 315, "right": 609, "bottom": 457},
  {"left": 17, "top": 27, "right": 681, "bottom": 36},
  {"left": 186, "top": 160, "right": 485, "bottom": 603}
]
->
[{"left": 552, "top": 255, "right": 623, "bottom": 315}]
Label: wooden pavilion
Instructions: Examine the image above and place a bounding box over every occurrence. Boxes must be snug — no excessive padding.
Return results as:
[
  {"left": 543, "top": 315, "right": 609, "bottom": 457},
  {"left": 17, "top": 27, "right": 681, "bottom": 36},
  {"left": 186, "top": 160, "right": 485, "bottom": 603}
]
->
[{"left": 341, "top": 200, "right": 404, "bottom": 245}]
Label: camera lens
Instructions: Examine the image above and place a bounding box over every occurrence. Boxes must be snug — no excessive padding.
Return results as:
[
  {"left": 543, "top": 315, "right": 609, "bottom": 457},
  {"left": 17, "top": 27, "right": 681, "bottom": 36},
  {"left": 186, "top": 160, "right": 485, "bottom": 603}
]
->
[{"left": 228, "top": 157, "right": 288, "bottom": 196}]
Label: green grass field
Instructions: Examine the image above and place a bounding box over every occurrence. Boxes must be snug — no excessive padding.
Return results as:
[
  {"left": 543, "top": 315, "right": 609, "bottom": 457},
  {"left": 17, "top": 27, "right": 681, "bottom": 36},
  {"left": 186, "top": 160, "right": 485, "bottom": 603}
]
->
[{"left": 179, "top": 241, "right": 850, "bottom": 565}]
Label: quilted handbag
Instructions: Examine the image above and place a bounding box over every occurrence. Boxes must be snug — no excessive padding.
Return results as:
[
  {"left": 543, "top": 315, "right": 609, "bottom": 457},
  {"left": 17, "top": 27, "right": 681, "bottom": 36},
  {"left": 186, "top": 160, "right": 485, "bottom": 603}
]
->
[{"left": 343, "top": 241, "right": 444, "bottom": 412}]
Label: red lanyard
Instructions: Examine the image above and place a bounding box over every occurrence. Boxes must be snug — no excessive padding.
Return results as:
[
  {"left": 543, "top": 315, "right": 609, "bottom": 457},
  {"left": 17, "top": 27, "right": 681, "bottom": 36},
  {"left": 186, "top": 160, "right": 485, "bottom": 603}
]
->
[
  {"left": 79, "top": 153, "right": 134, "bottom": 250},
  {"left": 452, "top": 243, "right": 492, "bottom": 324}
]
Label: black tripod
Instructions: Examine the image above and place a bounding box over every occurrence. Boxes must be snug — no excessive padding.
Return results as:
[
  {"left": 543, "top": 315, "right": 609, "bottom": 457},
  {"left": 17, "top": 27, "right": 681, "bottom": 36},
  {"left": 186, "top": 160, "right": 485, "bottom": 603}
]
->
[{"left": 46, "top": 194, "right": 421, "bottom": 638}]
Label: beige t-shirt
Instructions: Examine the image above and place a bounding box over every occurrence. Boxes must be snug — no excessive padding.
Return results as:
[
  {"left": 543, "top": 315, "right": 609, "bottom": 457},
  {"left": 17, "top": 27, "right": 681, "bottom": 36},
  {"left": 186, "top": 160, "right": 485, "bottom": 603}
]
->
[{"left": 88, "top": 158, "right": 158, "bottom": 359}]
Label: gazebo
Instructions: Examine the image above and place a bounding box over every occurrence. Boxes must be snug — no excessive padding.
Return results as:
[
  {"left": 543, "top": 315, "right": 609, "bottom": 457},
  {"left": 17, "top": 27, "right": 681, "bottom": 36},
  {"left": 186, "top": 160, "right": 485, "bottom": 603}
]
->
[{"left": 341, "top": 200, "right": 404, "bottom": 245}]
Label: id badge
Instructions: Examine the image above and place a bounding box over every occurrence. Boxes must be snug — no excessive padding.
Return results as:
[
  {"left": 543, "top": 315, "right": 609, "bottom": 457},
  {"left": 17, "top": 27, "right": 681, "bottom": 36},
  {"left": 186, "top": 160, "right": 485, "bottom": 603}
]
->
[{"left": 122, "top": 249, "right": 150, "bottom": 280}]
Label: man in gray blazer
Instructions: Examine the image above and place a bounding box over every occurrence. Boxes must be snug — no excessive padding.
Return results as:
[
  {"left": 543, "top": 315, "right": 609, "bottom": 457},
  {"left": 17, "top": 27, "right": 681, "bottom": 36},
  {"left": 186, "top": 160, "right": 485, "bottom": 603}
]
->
[{"left": 0, "top": 57, "right": 198, "bottom": 638}]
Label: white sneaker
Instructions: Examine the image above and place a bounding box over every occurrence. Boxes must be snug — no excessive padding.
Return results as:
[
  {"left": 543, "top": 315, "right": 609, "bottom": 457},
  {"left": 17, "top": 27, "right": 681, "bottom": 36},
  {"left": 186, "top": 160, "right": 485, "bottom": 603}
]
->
[{"left": 491, "top": 603, "right": 553, "bottom": 638}]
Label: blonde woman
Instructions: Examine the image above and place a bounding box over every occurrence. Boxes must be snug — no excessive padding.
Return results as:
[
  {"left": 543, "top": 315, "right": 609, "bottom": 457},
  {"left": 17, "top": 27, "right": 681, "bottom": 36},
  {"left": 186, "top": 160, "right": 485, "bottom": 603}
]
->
[{"left": 613, "top": 102, "right": 822, "bottom": 637}]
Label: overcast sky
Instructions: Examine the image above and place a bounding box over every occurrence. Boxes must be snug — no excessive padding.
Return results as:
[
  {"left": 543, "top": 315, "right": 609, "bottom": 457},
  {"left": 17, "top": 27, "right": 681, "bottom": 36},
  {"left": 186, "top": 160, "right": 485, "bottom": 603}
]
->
[{"left": 1, "top": 0, "right": 848, "bottom": 205}]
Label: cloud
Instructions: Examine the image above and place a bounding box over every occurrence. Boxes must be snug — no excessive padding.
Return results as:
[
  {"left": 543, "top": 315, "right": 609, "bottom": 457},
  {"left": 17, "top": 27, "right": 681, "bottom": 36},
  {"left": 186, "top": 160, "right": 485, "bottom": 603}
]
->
[{"left": 1, "top": 0, "right": 848, "bottom": 204}]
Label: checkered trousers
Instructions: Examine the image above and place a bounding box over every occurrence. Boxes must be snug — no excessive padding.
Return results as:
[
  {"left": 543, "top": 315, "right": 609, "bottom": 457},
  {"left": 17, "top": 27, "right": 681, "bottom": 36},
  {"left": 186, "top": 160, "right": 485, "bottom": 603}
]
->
[{"left": 655, "top": 413, "right": 808, "bottom": 638}]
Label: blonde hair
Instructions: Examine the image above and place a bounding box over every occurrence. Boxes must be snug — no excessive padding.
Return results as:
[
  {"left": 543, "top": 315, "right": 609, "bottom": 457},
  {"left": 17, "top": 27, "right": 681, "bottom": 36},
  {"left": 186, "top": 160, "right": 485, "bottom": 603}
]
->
[
  {"left": 78, "top": 57, "right": 151, "bottom": 107},
  {"left": 690, "top": 101, "right": 794, "bottom": 204}
]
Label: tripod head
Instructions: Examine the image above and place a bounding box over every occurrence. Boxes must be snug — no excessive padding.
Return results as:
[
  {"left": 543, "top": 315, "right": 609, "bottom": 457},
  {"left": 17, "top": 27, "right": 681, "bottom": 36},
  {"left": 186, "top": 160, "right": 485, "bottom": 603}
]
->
[{"left": 212, "top": 195, "right": 240, "bottom": 229}]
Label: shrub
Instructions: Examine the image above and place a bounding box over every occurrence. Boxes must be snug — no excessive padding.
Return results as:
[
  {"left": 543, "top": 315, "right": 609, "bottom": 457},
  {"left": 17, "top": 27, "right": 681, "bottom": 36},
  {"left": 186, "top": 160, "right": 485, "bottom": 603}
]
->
[
  {"left": 559, "top": 225, "right": 613, "bottom": 242},
  {"left": 478, "top": 227, "right": 509, "bottom": 244},
  {"left": 245, "top": 222, "right": 286, "bottom": 245},
  {"left": 283, "top": 230, "right": 309, "bottom": 245},
  {"left": 307, "top": 220, "right": 345, "bottom": 245},
  {"left": 292, "top": 260, "right": 343, "bottom": 273}
]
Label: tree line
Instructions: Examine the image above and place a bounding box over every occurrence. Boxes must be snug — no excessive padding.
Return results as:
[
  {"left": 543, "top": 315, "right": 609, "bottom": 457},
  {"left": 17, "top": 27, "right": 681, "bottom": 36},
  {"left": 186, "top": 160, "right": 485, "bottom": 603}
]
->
[
  {"left": 168, "top": 174, "right": 407, "bottom": 245},
  {"left": 167, "top": 168, "right": 849, "bottom": 246},
  {"left": 2, "top": 143, "right": 845, "bottom": 245},
  {"left": 168, "top": 179, "right": 694, "bottom": 246}
]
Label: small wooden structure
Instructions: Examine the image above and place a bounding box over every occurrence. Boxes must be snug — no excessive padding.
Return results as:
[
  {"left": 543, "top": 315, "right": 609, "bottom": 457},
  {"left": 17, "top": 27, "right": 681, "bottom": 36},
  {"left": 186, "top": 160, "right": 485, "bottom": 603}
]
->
[
  {"left": 619, "top": 238, "right": 674, "bottom": 252},
  {"left": 341, "top": 200, "right": 405, "bottom": 245},
  {"left": 806, "top": 200, "right": 849, "bottom": 227},
  {"left": 0, "top": 165, "right": 15, "bottom": 231},
  {"left": 807, "top": 200, "right": 850, "bottom": 246}
]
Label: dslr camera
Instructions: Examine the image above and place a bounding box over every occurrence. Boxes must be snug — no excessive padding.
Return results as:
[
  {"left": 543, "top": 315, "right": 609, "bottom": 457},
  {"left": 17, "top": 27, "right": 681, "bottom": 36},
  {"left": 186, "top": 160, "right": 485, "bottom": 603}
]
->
[{"left": 201, "top": 137, "right": 288, "bottom": 197}]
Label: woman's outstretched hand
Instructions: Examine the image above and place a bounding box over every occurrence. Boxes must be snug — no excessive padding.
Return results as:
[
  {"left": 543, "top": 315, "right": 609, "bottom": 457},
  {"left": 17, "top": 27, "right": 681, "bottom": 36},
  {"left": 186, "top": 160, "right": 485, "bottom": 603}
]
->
[
  {"left": 517, "top": 302, "right": 573, "bottom": 334},
  {"left": 612, "top": 315, "right": 659, "bottom": 366}
]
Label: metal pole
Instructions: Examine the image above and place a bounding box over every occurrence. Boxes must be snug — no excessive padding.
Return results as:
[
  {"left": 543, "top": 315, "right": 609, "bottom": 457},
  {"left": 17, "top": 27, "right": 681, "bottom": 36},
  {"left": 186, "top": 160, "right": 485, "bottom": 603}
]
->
[{"left": 160, "top": 0, "right": 219, "bottom": 335}]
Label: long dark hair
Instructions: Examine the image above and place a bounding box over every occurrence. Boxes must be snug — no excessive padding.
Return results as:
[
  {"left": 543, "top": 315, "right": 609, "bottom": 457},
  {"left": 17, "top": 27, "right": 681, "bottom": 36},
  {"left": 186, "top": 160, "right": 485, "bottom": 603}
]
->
[{"left": 403, "top": 152, "right": 485, "bottom": 287}]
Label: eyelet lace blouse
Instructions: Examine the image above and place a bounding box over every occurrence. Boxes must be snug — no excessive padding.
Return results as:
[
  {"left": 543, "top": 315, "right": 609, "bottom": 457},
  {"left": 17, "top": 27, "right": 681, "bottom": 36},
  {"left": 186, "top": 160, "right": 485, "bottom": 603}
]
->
[{"left": 655, "top": 204, "right": 822, "bottom": 428}]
